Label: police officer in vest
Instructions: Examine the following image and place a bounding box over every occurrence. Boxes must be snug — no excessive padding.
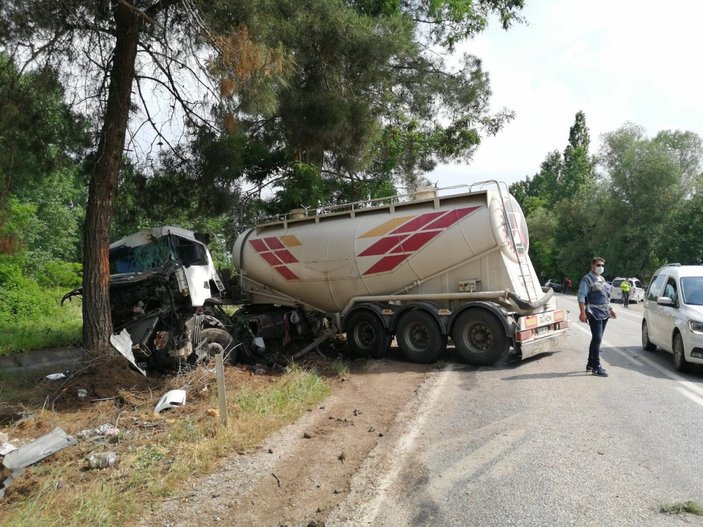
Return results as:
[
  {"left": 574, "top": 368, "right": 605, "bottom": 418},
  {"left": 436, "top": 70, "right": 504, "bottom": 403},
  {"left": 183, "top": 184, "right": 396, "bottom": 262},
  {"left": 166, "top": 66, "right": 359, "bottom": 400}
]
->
[
  {"left": 577, "top": 257, "right": 616, "bottom": 377},
  {"left": 620, "top": 279, "right": 631, "bottom": 308}
]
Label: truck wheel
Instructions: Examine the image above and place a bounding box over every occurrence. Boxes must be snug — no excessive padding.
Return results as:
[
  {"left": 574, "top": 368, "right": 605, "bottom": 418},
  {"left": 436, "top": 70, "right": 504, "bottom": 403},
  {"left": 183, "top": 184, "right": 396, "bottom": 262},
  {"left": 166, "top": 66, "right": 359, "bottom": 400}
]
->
[
  {"left": 452, "top": 309, "right": 509, "bottom": 365},
  {"left": 345, "top": 311, "right": 390, "bottom": 358},
  {"left": 396, "top": 310, "right": 444, "bottom": 363},
  {"left": 195, "top": 328, "right": 237, "bottom": 364}
]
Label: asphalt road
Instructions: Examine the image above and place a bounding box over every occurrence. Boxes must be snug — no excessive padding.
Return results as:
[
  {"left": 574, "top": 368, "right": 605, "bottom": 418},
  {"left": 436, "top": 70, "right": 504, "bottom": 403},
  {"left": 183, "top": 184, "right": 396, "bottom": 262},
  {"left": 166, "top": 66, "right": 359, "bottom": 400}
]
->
[{"left": 328, "top": 294, "right": 703, "bottom": 526}]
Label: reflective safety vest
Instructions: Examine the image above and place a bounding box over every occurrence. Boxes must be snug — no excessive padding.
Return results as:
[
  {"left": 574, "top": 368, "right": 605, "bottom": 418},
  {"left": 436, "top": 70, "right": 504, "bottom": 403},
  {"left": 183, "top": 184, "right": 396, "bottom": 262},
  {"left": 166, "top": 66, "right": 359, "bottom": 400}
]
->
[{"left": 620, "top": 281, "right": 631, "bottom": 292}]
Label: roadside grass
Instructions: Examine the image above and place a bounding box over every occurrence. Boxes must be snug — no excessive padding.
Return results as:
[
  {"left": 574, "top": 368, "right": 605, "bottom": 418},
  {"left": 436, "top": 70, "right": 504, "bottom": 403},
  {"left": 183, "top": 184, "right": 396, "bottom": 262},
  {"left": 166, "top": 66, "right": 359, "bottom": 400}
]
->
[
  {"left": 330, "top": 357, "right": 350, "bottom": 377},
  {"left": 659, "top": 501, "right": 703, "bottom": 516},
  {"left": 0, "top": 291, "right": 82, "bottom": 356},
  {"left": 0, "top": 365, "right": 333, "bottom": 527}
]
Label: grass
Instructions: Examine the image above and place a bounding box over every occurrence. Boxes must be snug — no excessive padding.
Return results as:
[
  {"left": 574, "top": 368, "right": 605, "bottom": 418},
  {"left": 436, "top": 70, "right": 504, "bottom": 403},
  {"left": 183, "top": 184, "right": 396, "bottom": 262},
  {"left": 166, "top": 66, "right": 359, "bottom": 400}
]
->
[
  {"left": 0, "top": 364, "right": 332, "bottom": 527},
  {"left": 330, "top": 358, "right": 350, "bottom": 377},
  {"left": 0, "top": 291, "right": 82, "bottom": 356},
  {"left": 659, "top": 501, "right": 703, "bottom": 516}
]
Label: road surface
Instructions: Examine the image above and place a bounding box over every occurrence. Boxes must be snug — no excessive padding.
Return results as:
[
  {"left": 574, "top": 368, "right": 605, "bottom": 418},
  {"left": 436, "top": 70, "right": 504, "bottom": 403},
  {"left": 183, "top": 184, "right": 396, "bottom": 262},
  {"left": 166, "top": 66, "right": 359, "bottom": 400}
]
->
[{"left": 328, "top": 294, "right": 703, "bottom": 526}]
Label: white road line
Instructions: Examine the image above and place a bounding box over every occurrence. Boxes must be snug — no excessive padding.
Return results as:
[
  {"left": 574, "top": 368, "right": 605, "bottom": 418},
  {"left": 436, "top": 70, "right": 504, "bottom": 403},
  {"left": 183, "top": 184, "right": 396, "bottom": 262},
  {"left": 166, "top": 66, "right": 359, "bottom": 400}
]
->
[
  {"left": 677, "top": 386, "right": 703, "bottom": 407},
  {"left": 571, "top": 321, "right": 703, "bottom": 404}
]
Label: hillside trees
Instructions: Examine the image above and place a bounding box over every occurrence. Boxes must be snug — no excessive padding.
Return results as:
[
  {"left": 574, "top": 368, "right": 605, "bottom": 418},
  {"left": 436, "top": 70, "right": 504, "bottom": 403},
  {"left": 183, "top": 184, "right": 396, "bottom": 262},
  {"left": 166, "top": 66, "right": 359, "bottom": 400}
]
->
[
  {"left": 597, "top": 125, "right": 703, "bottom": 273},
  {"left": 510, "top": 111, "right": 595, "bottom": 281},
  {"left": 0, "top": 53, "right": 89, "bottom": 271}
]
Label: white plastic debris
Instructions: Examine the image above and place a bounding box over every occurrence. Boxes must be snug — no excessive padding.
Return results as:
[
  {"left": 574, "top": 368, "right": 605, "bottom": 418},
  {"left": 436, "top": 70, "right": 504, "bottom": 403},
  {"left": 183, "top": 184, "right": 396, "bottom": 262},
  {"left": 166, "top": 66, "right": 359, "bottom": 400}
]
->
[
  {"left": 0, "top": 442, "right": 17, "bottom": 456},
  {"left": 87, "top": 451, "right": 118, "bottom": 469},
  {"left": 153, "top": 389, "right": 187, "bottom": 414},
  {"left": 45, "top": 373, "right": 66, "bottom": 381},
  {"left": 110, "top": 329, "right": 147, "bottom": 376}
]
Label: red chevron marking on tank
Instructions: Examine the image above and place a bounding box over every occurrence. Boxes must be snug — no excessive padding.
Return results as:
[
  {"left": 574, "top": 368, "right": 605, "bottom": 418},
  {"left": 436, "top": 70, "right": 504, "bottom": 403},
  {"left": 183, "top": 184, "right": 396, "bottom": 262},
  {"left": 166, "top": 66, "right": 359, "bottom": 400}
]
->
[{"left": 361, "top": 206, "right": 480, "bottom": 275}]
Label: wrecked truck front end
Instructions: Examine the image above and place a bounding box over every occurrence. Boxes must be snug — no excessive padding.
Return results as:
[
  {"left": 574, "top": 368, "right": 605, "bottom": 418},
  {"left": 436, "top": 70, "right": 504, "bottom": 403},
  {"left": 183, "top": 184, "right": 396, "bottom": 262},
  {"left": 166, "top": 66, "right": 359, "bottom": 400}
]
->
[
  {"left": 63, "top": 227, "right": 237, "bottom": 372},
  {"left": 63, "top": 266, "right": 235, "bottom": 372}
]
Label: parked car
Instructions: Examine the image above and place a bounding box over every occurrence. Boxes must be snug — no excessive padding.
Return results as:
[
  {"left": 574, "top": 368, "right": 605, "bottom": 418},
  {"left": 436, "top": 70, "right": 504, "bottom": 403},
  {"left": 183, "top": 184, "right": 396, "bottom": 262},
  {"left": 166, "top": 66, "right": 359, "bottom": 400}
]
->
[
  {"left": 641, "top": 264, "right": 703, "bottom": 372},
  {"left": 610, "top": 277, "right": 645, "bottom": 303},
  {"left": 544, "top": 279, "right": 563, "bottom": 293}
]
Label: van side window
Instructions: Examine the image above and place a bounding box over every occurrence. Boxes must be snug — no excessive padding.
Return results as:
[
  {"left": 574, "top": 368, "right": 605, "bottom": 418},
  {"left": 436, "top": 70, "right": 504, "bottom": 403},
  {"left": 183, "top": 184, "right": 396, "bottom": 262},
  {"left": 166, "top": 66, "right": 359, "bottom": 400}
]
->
[
  {"left": 663, "top": 278, "right": 678, "bottom": 306},
  {"left": 647, "top": 274, "right": 666, "bottom": 301}
]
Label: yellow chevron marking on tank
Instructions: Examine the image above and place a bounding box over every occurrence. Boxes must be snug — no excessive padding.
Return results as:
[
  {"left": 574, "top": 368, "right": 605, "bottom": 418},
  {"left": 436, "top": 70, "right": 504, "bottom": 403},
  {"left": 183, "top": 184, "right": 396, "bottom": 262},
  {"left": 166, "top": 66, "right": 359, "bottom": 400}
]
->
[
  {"left": 359, "top": 216, "right": 414, "bottom": 238},
  {"left": 280, "top": 234, "right": 302, "bottom": 247}
]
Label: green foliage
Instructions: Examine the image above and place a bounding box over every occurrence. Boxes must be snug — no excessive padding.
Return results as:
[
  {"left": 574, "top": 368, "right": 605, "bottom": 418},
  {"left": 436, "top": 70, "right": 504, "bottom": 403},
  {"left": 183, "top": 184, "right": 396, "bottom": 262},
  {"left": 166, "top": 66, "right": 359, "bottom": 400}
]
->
[
  {"left": 0, "top": 258, "right": 58, "bottom": 324},
  {"left": 38, "top": 260, "right": 82, "bottom": 288},
  {"left": 513, "top": 113, "right": 703, "bottom": 283},
  {"left": 196, "top": 0, "right": 522, "bottom": 219}
]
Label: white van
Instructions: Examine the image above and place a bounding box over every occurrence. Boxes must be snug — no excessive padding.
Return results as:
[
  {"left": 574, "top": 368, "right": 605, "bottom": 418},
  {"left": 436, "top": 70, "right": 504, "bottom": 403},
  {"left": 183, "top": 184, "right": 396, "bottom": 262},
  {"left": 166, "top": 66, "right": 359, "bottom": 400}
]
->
[
  {"left": 610, "top": 277, "right": 645, "bottom": 303},
  {"left": 642, "top": 264, "right": 703, "bottom": 371}
]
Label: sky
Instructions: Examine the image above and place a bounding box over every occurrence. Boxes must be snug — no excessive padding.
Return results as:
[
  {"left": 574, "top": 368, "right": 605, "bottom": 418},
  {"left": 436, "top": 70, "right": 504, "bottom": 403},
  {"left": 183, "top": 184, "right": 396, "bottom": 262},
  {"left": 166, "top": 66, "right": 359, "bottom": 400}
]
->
[{"left": 429, "top": 0, "right": 703, "bottom": 188}]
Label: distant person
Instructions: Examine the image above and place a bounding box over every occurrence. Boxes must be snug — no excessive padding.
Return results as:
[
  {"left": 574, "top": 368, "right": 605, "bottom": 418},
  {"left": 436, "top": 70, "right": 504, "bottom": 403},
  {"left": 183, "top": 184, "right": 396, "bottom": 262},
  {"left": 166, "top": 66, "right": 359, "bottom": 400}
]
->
[
  {"left": 577, "top": 257, "right": 616, "bottom": 377},
  {"left": 563, "top": 277, "right": 572, "bottom": 294},
  {"left": 620, "top": 279, "right": 631, "bottom": 308}
]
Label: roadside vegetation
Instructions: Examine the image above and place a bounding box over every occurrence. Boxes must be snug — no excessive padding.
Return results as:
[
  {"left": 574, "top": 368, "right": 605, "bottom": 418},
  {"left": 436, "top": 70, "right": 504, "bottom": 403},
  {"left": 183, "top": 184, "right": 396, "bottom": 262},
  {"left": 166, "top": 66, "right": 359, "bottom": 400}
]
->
[{"left": 0, "top": 362, "right": 332, "bottom": 526}]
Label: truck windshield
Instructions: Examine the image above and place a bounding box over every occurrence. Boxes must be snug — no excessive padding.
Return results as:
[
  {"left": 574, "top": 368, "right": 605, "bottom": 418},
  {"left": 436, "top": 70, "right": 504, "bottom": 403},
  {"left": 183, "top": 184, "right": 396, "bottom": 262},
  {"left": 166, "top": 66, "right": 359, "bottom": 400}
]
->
[
  {"left": 109, "top": 237, "right": 174, "bottom": 273},
  {"left": 109, "top": 235, "right": 209, "bottom": 274}
]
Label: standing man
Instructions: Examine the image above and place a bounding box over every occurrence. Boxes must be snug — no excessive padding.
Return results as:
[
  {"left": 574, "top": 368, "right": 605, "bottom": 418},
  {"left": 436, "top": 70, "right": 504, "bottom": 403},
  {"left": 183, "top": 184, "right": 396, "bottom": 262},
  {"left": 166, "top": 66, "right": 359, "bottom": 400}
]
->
[
  {"left": 620, "top": 279, "right": 631, "bottom": 308},
  {"left": 577, "top": 257, "right": 616, "bottom": 377}
]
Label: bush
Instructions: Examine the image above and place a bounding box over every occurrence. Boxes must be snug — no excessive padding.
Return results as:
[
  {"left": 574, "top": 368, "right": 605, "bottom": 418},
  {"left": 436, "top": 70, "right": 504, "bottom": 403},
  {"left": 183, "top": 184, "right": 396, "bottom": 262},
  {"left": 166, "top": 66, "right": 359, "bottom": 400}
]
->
[
  {"left": 38, "top": 260, "right": 82, "bottom": 288},
  {"left": 0, "top": 271, "right": 57, "bottom": 325}
]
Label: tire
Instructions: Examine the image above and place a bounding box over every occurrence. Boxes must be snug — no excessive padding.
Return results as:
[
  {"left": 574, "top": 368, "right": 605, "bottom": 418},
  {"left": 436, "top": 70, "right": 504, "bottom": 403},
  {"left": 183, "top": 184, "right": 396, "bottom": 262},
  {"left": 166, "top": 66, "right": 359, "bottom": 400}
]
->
[
  {"left": 396, "top": 310, "right": 444, "bottom": 363},
  {"left": 673, "top": 333, "right": 690, "bottom": 372},
  {"left": 345, "top": 311, "right": 390, "bottom": 358},
  {"left": 641, "top": 320, "right": 656, "bottom": 351},
  {"left": 452, "top": 309, "right": 509, "bottom": 366},
  {"left": 195, "top": 328, "right": 237, "bottom": 364}
]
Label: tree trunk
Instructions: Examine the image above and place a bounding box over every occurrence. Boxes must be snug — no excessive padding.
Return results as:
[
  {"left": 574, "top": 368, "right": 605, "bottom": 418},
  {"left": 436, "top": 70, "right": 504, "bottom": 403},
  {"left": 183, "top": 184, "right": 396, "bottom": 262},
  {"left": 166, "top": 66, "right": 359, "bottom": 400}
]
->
[{"left": 82, "top": 2, "right": 142, "bottom": 354}]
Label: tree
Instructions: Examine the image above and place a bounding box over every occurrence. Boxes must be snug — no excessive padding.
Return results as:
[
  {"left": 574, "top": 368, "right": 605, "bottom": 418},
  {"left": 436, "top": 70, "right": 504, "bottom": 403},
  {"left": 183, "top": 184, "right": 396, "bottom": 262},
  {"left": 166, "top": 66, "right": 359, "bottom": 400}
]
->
[
  {"left": 205, "top": 0, "right": 523, "bottom": 210},
  {"left": 0, "top": 53, "right": 89, "bottom": 267},
  {"left": 1, "top": 1, "right": 290, "bottom": 353},
  {"left": 597, "top": 125, "right": 703, "bottom": 274},
  {"left": 510, "top": 112, "right": 596, "bottom": 280}
]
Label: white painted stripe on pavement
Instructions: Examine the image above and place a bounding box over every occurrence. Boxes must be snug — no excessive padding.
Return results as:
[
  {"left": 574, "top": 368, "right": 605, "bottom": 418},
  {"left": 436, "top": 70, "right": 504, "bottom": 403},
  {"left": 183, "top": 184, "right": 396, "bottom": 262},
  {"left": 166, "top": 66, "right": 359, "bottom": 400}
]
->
[{"left": 571, "top": 320, "right": 703, "bottom": 403}]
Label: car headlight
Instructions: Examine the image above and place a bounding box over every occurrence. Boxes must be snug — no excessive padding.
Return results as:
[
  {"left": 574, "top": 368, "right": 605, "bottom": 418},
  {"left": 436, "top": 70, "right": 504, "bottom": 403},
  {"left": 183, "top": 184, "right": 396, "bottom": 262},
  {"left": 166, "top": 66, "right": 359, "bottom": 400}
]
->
[{"left": 688, "top": 320, "right": 703, "bottom": 334}]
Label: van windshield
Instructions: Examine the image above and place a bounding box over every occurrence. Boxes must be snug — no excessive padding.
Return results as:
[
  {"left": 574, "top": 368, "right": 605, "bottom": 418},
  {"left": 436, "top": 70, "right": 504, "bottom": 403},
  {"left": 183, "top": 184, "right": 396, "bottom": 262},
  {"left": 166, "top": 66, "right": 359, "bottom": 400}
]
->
[{"left": 682, "top": 277, "right": 703, "bottom": 306}]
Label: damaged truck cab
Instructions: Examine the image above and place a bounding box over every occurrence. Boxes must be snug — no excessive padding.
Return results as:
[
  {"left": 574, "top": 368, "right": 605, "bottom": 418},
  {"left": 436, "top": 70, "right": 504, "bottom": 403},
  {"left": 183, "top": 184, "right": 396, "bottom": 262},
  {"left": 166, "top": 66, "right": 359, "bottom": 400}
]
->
[{"left": 63, "top": 227, "right": 235, "bottom": 371}]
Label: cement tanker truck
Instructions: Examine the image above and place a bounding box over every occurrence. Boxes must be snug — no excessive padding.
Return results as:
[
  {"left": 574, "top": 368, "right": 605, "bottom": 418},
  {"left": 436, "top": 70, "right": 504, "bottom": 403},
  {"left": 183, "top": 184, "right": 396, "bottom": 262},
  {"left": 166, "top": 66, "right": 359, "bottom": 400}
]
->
[
  {"left": 231, "top": 181, "right": 568, "bottom": 365},
  {"left": 64, "top": 181, "right": 567, "bottom": 371}
]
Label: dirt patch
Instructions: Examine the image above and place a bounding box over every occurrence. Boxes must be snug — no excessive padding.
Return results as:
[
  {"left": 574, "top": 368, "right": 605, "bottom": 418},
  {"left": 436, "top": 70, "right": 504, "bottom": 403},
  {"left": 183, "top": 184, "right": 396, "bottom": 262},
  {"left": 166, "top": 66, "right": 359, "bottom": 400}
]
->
[
  {"left": 138, "top": 357, "right": 432, "bottom": 527},
  {"left": 1, "top": 348, "right": 433, "bottom": 525}
]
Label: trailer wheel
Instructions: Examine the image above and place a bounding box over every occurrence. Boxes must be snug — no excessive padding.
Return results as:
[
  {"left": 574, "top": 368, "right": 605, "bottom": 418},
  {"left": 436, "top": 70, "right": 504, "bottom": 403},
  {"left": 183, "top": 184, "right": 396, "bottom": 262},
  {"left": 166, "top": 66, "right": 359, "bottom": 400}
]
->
[
  {"left": 396, "top": 310, "right": 444, "bottom": 363},
  {"left": 194, "top": 328, "right": 237, "bottom": 364},
  {"left": 345, "top": 311, "right": 390, "bottom": 358},
  {"left": 452, "top": 309, "right": 508, "bottom": 365}
]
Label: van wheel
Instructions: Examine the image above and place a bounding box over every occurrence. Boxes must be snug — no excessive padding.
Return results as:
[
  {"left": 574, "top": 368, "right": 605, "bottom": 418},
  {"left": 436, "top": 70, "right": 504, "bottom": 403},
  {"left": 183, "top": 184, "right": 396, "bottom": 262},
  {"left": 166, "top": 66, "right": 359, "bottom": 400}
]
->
[
  {"left": 452, "top": 309, "right": 509, "bottom": 366},
  {"left": 641, "top": 321, "right": 656, "bottom": 351},
  {"left": 396, "top": 311, "right": 444, "bottom": 363},
  {"left": 673, "top": 333, "right": 690, "bottom": 372},
  {"left": 345, "top": 311, "right": 390, "bottom": 358}
]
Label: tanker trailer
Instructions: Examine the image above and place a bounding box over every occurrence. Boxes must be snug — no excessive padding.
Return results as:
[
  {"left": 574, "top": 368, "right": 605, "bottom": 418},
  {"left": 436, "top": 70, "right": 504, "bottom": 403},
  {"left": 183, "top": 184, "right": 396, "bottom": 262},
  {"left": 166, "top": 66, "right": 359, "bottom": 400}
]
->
[{"left": 232, "top": 181, "right": 568, "bottom": 365}]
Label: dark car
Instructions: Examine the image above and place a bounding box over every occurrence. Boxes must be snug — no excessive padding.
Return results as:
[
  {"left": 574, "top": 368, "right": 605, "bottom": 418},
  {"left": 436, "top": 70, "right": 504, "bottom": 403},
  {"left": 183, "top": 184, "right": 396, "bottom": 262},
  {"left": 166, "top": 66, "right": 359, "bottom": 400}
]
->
[{"left": 544, "top": 279, "right": 563, "bottom": 293}]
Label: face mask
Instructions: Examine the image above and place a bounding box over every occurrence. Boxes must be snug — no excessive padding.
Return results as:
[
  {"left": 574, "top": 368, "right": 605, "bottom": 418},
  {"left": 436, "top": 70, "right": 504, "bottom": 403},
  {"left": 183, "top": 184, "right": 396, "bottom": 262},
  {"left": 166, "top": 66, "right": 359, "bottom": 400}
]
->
[{"left": 594, "top": 265, "right": 604, "bottom": 275}]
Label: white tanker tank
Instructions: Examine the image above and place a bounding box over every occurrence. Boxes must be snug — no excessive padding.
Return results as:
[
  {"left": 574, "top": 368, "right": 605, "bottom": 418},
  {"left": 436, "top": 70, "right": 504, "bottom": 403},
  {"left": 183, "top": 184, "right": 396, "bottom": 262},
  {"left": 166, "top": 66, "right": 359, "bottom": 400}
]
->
[{"left": 232, "top": 181, "right": 568, "bottom": 365}]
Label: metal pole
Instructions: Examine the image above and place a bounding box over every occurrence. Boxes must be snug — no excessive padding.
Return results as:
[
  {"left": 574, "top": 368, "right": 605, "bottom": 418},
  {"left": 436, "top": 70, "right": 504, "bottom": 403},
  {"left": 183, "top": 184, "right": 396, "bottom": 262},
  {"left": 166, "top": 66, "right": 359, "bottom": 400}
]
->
[{"left": 215, "top": 352, "right": 228, "bottom": 427}]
